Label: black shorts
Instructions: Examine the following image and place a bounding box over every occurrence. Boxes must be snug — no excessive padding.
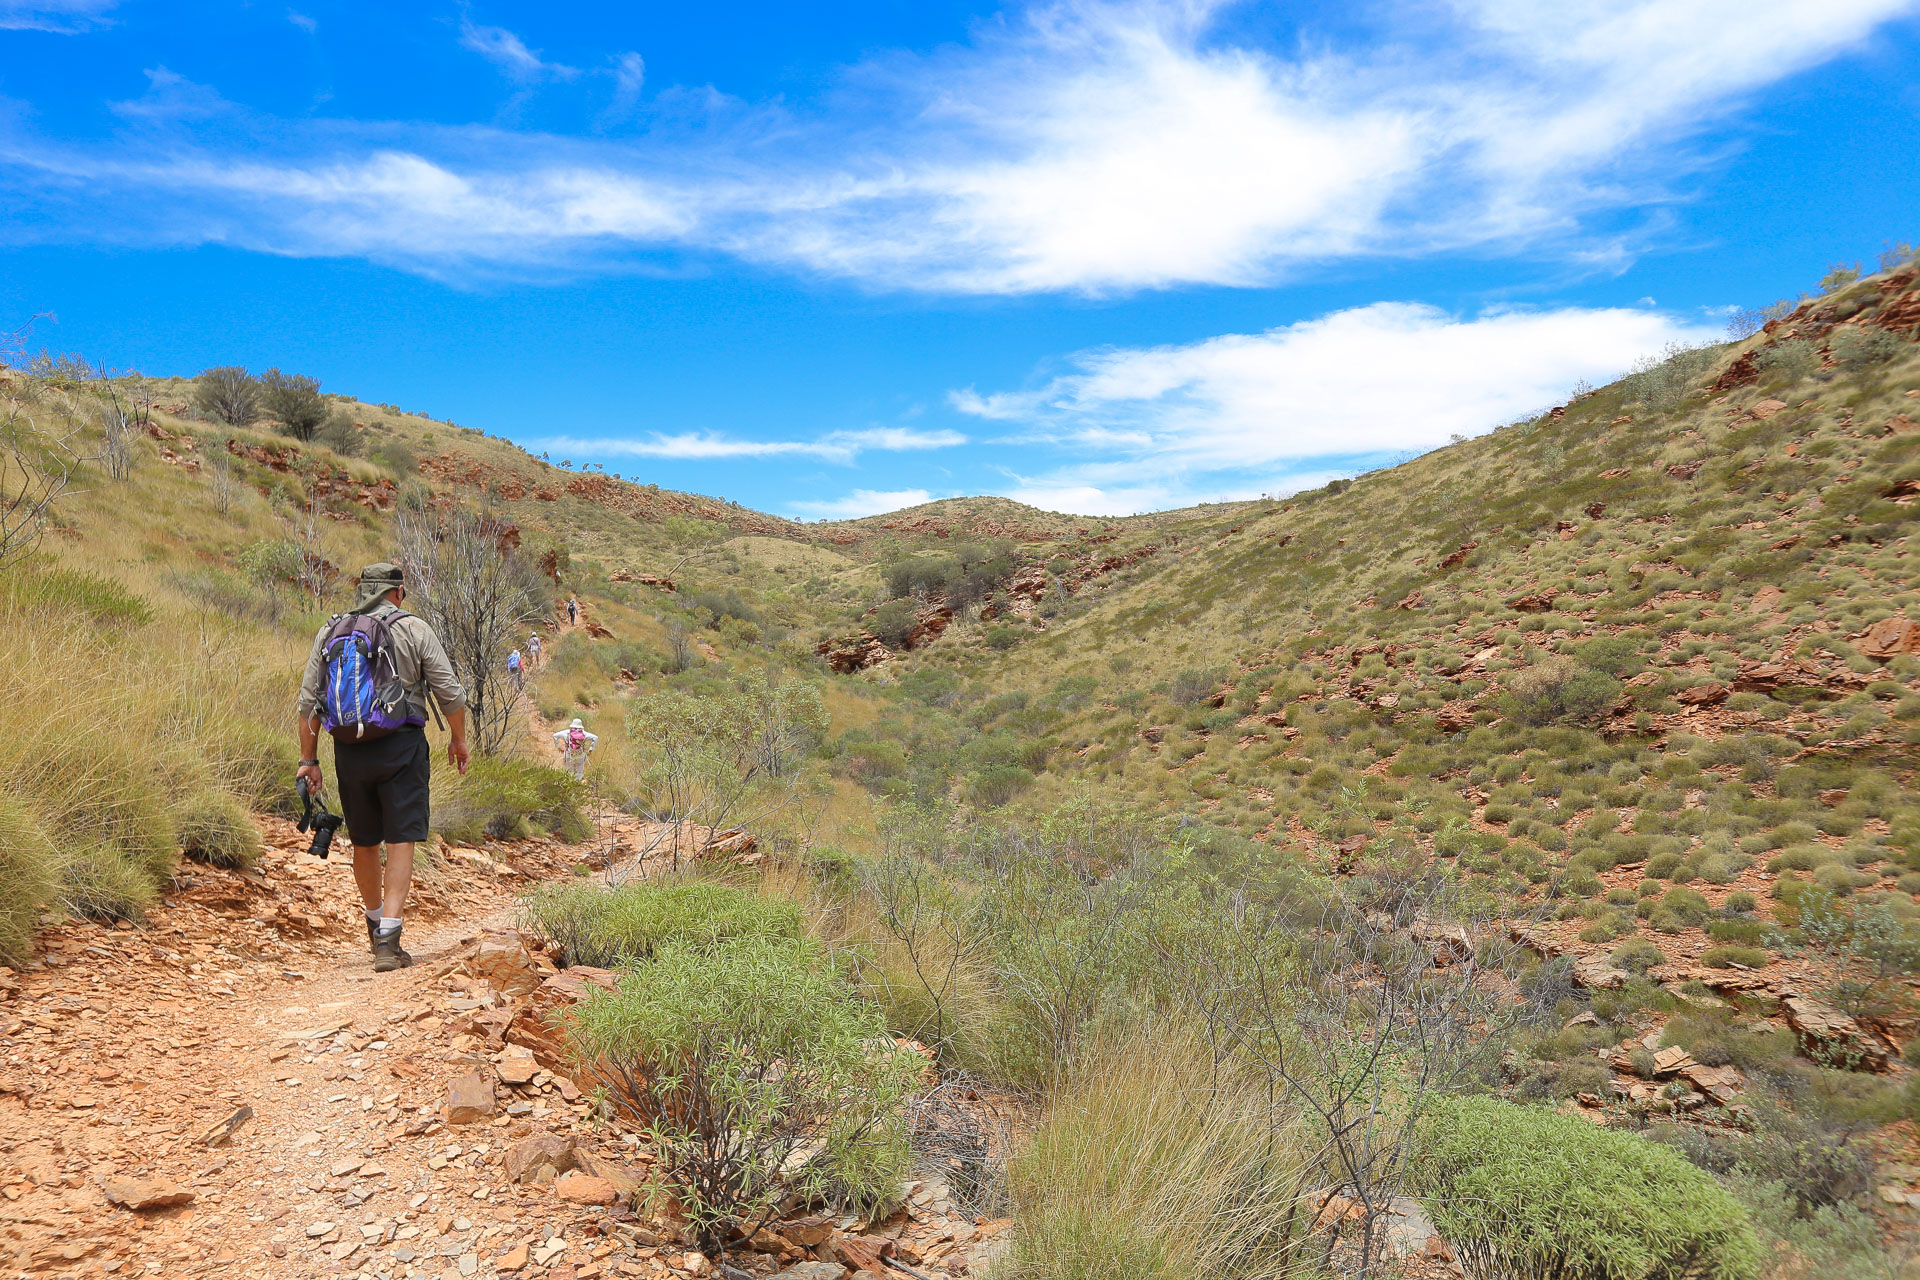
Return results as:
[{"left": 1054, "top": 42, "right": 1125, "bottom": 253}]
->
[{"left": 332, "top": 728, "right": 431, "bottom": 847}]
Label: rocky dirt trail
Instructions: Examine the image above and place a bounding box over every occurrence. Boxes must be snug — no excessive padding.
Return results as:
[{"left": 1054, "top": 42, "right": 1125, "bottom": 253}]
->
[{"left": 0, "top": 819, "right": 1008, "bottom": 1280}]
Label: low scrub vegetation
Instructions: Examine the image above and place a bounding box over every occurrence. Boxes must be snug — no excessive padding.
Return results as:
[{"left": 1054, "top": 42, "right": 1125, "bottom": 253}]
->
[{"left": 1416, "top": 1095, "right": 1762, "bottom": 1280}]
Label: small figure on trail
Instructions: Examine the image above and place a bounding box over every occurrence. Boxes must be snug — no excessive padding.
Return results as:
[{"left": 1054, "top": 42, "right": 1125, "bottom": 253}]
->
[
  {"left": 507, "top": 647, "right": 524, "bottom": 688},
  {"left": 566, "top": 596, "right": 579, "bottom": 626},
  {"left": 527, "top": 632, "right": 543, "bottom": 669},
  {"left": 296, "top": 562, "right": 469, "bottom": 974},
  {"left": 553, "top": 718, "right": 598, "bottom": 780}
]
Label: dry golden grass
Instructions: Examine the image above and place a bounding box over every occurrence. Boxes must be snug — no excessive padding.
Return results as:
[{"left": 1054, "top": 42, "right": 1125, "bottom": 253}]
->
[{"left": 1000, "top": 1016, "right": 1313, "bottom": 1280}]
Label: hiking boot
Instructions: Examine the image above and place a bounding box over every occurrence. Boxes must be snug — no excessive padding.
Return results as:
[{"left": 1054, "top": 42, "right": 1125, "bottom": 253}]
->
[
  {"left": 365, "top": 914, "right": 380, "bottom": 951},
  {"left": 372, "top": 927, "right": 413, "bottom": 973}
]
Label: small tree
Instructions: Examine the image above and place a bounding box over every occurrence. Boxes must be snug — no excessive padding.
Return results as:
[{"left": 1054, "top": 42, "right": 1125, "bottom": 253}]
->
[
  {"left": 193, "top": 366, "right": 259, "bottom": 427},
  {"left": 0, "top": 337, "right": 88, "bottom": 568},
  {"left": 259, "top": 369, "right": 327, "bottom": 441},
  {"left": 622, "top": 672, "right": 828, "bottom": 873},
  {"left": 393, "top": 498, "right": 547, "bottom": 756},
  {"left": 1172, "top": 863, "right": 1536, "bottom": 1277}
]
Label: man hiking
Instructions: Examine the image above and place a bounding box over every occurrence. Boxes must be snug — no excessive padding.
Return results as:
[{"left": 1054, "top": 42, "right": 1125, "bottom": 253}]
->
[
  {"left": 553, "top": 718, "right": 598, "bottom": 781},
  {"left": 296, "top": 563, "right": 470, "bottom": 973},
  {"left": 527, "top": 632, "right": 543, "bottom": 669},
  {"left": 508, "top": 647, "right": 524, "bottom": 689},
  {"left": 566, "top": 596, "right": 579, "bottom": 626}
]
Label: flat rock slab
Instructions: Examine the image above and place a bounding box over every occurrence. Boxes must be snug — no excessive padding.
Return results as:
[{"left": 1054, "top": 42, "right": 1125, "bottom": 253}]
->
[
  {"left": 444, "top": 1070, "right": 497, "bottom": 1125},
  {"left": 553, "top": 1172, "right": 617, "bottom": 1205},
  {"left": 102, "top": 1177, "right": 195, "bottom": 1211}
]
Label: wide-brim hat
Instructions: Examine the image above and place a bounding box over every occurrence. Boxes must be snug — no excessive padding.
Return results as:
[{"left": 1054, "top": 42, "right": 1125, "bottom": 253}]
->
[
  {"left": 352, "top": 562, "right": 405, "bottom": 612},
  {"left": 568, "top": 718, "right": 585, "bottom": 730}
]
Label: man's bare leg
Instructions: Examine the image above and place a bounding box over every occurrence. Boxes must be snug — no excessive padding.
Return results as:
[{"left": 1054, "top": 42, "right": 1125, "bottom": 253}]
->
[
  {"left": 351, "top": 844, "right": 384, "bottom": 915},
  {"left": 381, "top": 842, "right": 414, "bottom": 921}
]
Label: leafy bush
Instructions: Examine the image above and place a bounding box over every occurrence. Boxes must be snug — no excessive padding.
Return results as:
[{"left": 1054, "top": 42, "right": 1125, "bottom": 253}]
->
[
  {"left": 568, "top": 938, "right": 917, "bottom": 1254},
  {"left": 520, "top": 877, "right": 802, "bottom": 968},
  {"left": 1502, "top": 657, "right": 1621, "bottom": 726},
  {"left": 1830, "top": 325, "right": 1905, "bottom": 366},
  {"left": 174, "top": 788, "right": 261, "bottom": 870},
  {"left": 985, "top": 625, "right": 1024, "bottom": 651},
  {"left": 1612, "top": 936, "right": 1666, "bottom": 974},
  {"left": 433, "top": 755, "right": 587, "bottom": 844},
  {"left": 1702, "top": 945, "right": 1768, "bottom": 969},
  {"left": 1620, "top": 342, "right": 1717, "bottom": 409},
  {"left": 868, "top": 600, "right": 918, "bottom": 648},
  {"left": 1168, "top": 667, "right": 1225, "bottom": 707},
  {"left": 1756, "top": 340, "right": 1818, "bottom": 382},
  {"left": 1415, "top": 1095, "right": 1762, "bottom": 1280},
  {"left": 259, "top": 368, "right": 327, "bottom": 440}
]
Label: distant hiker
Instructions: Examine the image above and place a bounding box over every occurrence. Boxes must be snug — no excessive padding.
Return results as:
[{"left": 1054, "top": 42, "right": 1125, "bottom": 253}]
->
[
  {"left": 527, "top": 633, "right": 543, "bottom": 668},
  {"left": 296, "top": 562, "right": 469, "bottom": 974},
  {"left": 554, "top": 718, "right": 598, "bottom": 780},
  {"left": 566, "top": 596, "right": 579, "bottom": 626},
  {"left": 508, "top": 648, "right": 524, "bottom": 688}
]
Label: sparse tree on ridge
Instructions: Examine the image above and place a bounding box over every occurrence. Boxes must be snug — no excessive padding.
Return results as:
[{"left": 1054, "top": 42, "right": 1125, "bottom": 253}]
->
[
  {"left": 259, "top": 368, "right": 327, "bottom": 441},
  {"left": 193, "top": 366, "right": 260, "bottom": 427}
]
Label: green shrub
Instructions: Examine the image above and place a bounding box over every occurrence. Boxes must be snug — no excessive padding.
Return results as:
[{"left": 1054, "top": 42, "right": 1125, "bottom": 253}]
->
[
  {"left": 1501, "top": 658, "right": 1622, "bottom": 726},
  {"left": 568, "top": 938, "right": 917, "bottom": 1251},
  {"left": 174, "top": 789, "right": 261, "bottom": 870},
  {"left": 1613, "top": 936, "right": 1666, "bottom": 973},
  {"left": 1415, "top": 1095, "right": 1762, "bottom": 1280},
  {"left": 985, "top": 626, "right": 1024, "bottom": 651},
  {"left": 433, "top": 755, "right": 587, "bottom": 844},
  {"left": 1756, "top": 340, "right": 1818, "bottom": 382},
  {"left": 521, "top": 877, "right": 802, "bottom": 968},
  {"left": 1702, "top": 945, "right": 1769, "bottom": 969}
]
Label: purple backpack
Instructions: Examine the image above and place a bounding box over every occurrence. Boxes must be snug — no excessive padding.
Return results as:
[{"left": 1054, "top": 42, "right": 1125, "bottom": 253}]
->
[{"left": 319, "top": 611, "right": 423, "bottom": 741}]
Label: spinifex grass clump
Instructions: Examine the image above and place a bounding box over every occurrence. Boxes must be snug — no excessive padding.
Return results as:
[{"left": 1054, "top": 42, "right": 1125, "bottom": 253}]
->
[
  {"left": 174, "top": 788, "right": 262, "bottom": 870},
  {"left": 520, "top": 877, "right": 803, "bottom": 968},
  {"left": 433, "top": 755, "right": 588, "bottom": 844},
  {"left": 1003, "top": 1019, "right": 1310, "bottom": 1280},
  {"left": 1415, "top": 1095, "right": 1762, "bottom": 1280},
  {"left": 568, "top": 937, "right": 917, "bottom": 1256}
]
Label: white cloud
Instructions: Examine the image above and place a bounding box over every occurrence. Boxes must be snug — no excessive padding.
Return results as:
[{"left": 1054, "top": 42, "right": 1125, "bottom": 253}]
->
[
  {"left": 542, "top": 426, "right": 965, "bottom": 464},
  {"left": 994, "top": 467, "right": 1357, "bottom": 517},
  {"left": 955, "top": 301, "right": 1724, "bottom": 511},
  {"left": 3, "top": 0, "right": 1911, "bottom": 290},
  {"left": 0, "top": 0, "right": 117, "bottom": 32},
  {"left": 459, "top": 19, "right": 579, "bottom": 82},
  {"left": 787, "top": 488, "right": 935, "bottom": 520}
]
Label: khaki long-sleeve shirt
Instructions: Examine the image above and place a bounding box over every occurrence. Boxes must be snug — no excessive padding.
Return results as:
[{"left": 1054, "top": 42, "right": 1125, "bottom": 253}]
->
[{"left": 297, "top": 603, "right": 468, "bottom": 722}]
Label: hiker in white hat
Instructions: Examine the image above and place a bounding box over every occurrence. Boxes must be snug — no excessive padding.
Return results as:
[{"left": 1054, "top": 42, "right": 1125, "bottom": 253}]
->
[{"left": 553, "top": 718, "right": 598, "bottom": 780}]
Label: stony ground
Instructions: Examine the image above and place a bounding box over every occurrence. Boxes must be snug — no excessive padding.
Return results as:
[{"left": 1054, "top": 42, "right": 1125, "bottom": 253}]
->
[{"left": 0, "top": 817, "right": 1010, "bottom": 1280}]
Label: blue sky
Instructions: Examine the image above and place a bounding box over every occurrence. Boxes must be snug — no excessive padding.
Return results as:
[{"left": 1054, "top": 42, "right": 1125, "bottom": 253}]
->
[{"left": 2, "top": 1, "right": 1917, "bottom": 518}]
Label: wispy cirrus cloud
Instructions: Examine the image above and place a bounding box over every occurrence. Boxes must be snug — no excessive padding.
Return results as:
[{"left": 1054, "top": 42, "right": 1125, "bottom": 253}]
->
[
  {"left": 1, "top": 0, "right": 1912, "bottom": 291},
  {"left": 0, "top": 0, "right": 117, "bottom": 32},
  {"left": 541, "top": 425, "right": 966, "bottom": 464},
  {"left": 787, "top": 488, "right": 937, "bottom": 520},
  {"left": 957, "top": 300, "right": 1725, "bottom": 515},
  {"left": 459, "top": 17, "right": 579, "bottom": 82}
]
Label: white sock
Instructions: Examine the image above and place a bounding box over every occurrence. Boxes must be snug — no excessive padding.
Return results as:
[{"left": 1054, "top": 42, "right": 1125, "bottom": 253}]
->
[
  {"left": 364, "top": 905, "right": 381, "bottom": 923},
  {"left": 377, "top": 917, "right": 403, "bottom": 936}
]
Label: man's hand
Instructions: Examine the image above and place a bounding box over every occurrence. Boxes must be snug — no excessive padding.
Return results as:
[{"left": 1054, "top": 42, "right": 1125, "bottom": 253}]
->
[
  {"left": 296, "top": 761, "right": 324, "bottom": 794},
  {"left": 449, "top": 737, "right": 470, "bottom": 775}
]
